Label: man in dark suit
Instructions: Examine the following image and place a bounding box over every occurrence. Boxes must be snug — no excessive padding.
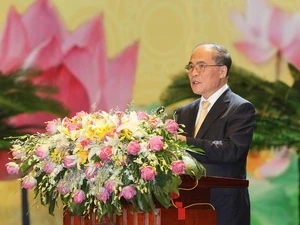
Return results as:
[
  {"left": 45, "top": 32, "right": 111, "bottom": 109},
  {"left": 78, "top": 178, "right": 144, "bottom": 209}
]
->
[{"left": 176, "top": 43, "right": 255, "bottom": 225}]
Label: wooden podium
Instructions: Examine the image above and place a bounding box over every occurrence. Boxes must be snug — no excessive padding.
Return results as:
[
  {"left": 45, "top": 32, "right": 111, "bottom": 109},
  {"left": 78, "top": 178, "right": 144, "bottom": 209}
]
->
[{"left": 63, "top": 176, "right": 248, "bottom": 225}]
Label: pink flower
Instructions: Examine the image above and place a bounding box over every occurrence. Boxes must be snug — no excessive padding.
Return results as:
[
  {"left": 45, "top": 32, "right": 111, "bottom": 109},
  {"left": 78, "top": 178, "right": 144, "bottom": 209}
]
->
[
  {"left": 165, "top": 119, "right": 179, "bottom": 134},
  {"left": 21, "top": 176, "right": 37, "bottom": 189},
  {"left": 57, "top": 180, "right": 71, "bottom": 195},
  {"left": 11, "top": 145, "right": 25, "bottom": 159},
  {"left": 84, "top": 165, "right": 98, "bottom": 179},
  {"left": 35, "top": 144, "right": 49, "bottom": 159},
  {"left": 95, "top": 162, "right": 104, "bottom": 168},
  {"left": 171, "top": 160, "right": 186, "bottom": 175},
  {"left": 140, "top": 166, "right": 157, "bottom": 181},
  {"left": 62, "top": 118, "right": 80, "bottom": 131},
  {"left": 45, "top": 120, "right": 58, "bottom": 134},
  {"left": 67, "top": 123, "right": 79, "bottom": 131},
  {"left": 96, "top": 187, "right": 110, "bottom": 203},
  {"left": 43, "top": 161, "right": 56, "bottom": 174},
  {"left": 120, "top": 185, "right": 136, "bottom": 200},
  {"left": 80, "top": 139, "right": 91, "bottom": 148},
  {"left": 148, "top": 136, "right": 164, "bottom": 152},
  {"left": 149, "top": 117, "right": 160, "bottom": 129},
  {"left": 137, "top": 111, "right": 149, "bottom": 120},
  {"left": 99, "top": 146, "right": 113, "bottom": 162},
  {"left": 1, "top": 0, "right": 139, "bottom": 133},
  {"left": 104, "top": 180, "right": 116, "bottom": 194},
  {"left": 63, "top": 155, "right": 78, "bottom": 168},
  {"left": 254, "top": 147, "right": 290, "bottom": 179},
  {"left": 127, "top": 140, "right": 141, "bottom": 155},
  {"left": 230, "top": 0, "right": 300, "bottom": 69},
  {"left": 6, "top": 162, "right": 20, "bottom": 175},
  {"left": 73, "top": 189, "right": 86, "bottom": 204}
]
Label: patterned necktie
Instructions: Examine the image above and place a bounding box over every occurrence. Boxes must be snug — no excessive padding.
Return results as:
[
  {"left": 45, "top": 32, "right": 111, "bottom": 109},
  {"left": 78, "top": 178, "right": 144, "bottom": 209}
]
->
[{"left": 194, "top": 101, "right": 210, "bottom": 137}]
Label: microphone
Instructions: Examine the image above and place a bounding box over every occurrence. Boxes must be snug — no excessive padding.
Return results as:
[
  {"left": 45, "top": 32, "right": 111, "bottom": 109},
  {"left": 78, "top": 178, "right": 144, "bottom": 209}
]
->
[
  {"left": 173, "top": 109, "right": 178, "bottom": 122},
  {"left": 156, "top": 106, "right": 165, "bottom": 115},
  {"left": 172, "top": 109, "right": 180, "bottom": 140}
]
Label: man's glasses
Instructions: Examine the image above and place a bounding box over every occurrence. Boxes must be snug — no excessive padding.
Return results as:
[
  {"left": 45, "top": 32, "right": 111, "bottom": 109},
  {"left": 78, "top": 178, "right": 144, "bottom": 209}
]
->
[{"left": 184, "top": 63, "right": 223, "bottom": 74}]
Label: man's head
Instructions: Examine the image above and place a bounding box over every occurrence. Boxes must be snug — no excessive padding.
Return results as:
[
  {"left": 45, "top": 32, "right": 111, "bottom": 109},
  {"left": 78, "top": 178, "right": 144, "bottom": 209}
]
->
[{"left": 185, "top": 43, "right": 232, "bottom": 99}]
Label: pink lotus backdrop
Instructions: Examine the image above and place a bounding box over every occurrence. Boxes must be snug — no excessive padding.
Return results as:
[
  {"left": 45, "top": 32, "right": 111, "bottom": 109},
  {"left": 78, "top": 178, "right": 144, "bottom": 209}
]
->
[{"left": 0, "top": 0, "right": 299, "bottom": 225}]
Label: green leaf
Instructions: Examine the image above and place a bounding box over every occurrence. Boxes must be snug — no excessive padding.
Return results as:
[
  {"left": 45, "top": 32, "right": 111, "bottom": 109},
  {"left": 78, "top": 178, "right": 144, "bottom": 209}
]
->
[
  {"left": 48, "top": 199, "right": 56, "bottom": 216},
  {"left": 0, "top": 69, "right": 70, "bottom": 151},
  {"left": 182, "top": 152, "right": 206, "bottom": 180},
  {"left": 135, "top": 190, "right": 148, "bottom": 211},
  {"left": 152, "top": 184, "right": 173, "bottom": 208}
]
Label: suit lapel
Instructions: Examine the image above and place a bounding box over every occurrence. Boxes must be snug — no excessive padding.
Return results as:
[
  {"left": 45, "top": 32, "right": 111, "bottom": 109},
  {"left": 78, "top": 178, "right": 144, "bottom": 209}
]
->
[
  {"left": 196, "top": 89, "right": 231, "bottom": 138},
  {"left": 186, "top": 99, "right": 200, "bottom": 136}
]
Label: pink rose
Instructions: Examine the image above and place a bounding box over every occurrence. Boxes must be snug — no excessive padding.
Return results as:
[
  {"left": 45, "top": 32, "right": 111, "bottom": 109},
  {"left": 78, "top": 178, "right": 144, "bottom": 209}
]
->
[
  {"left": 96, "top": 187, "right": 110, "bottom": 203},
  {"left": 148, "top": 136, "right": 164, "bottom": 152},
  {"left": 6, "top": 162, "right": 20, "bottom": 175},
  {"left": 57, "top": 180, "right": 71, "bottom": 195},
  {"left": 84, "top": 165, "right": 98, "bottom": 179},
  {"left": 137, "top": 111, "right": 149, "bottom": 120},
  {"left": 73, "top": 189, "right": 86, "bottom": 204},
  {"left": 95, "top": 162, "right": 104, "bottom": 168},
  {"left": 22, "top": 176, "right": 37, "bottom": 189},
  {"left": 140, "top": 166, "right": 157, "bottom": 181},
  {"left": 165, "top": 119, "right": 179, "bottom": 134},
  {"left": 63, "top": 155, "right": 78, "bottom": 168},
  {"left": 127, "top": 140, "right": 141, "bottom": 155},
  {"left": 35, "top": 144, "right": 49, "bottom": 159},
  {"left": 105, "top": 180, "right": 116, "bottom": 194},
  {"left": 99, "top": 146, "right": 113, "bottom": 162},
  {"left": 43, "top": 161, "right": 56, "bottom": 174},
  {"left": 171, "top": 160, "right": 186, "bottom": 175},
  {"left": 120, "top": 185, "right": 136, "bottom": 200}
]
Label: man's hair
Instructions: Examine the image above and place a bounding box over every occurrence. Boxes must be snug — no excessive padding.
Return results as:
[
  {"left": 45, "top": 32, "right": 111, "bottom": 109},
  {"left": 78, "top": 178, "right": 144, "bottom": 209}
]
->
[{"left": 195, "top": 43, "right": 232, "bottom": 76}]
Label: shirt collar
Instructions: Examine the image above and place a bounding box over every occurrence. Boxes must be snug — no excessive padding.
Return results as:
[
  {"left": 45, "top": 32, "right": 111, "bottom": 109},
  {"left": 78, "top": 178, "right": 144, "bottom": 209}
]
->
[{"left": 201, "top": 84, "right": 228, "bottom": 110}]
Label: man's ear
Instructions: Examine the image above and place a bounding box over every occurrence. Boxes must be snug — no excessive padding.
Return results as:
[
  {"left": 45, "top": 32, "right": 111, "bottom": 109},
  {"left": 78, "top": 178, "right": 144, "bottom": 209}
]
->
[{"left": 219, "top": 65, "right": 227, "bottom": 78}]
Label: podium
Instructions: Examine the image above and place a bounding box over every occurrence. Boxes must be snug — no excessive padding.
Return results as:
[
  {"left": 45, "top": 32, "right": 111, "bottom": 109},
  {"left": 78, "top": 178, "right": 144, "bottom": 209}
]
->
[{"left": 63, "top": 176, "right": 248, "bottom": 225}]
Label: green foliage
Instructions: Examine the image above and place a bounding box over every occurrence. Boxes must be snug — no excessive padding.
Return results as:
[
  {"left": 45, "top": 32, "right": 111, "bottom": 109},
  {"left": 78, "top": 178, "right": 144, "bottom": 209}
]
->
[
  {"left": 160, "top": 72, "right": 197, "bottom": 106},
  {"left": 160, "top": 64, "right": 300, "bottom": 152},
  {"left": 0, "top": 70, "right": 69, "bottom": 150}
]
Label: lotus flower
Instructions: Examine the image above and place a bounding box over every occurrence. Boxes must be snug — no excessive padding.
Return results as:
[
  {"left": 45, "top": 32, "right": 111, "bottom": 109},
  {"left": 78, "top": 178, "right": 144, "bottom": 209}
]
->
[
  {"left": 230, "top": 0, "right": 300, "bottom": 70},
  {"left": 0, "top": 0, "right": 139, "bottom": 132},
  {"left": 247, "top": 146, "right": 291, "bottom": 179}
]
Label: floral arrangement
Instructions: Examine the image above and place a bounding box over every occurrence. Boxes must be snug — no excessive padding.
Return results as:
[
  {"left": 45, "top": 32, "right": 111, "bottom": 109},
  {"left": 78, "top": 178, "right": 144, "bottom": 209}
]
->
[{"left": 6, "top": 107, "right": 205, "bottom": 220}]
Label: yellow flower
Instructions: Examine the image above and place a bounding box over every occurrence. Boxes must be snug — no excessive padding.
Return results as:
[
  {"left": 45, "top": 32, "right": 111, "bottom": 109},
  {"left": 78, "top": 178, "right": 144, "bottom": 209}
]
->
[
  {"left": 87, "top": 124, "right": 114, "bottom": 141},
  {"left": 119, "top": 129, "right": 132, "bottom": 140},
  {"left": 77, "top": 148, "right": 88, "bottom": 164},
  {"left": 51, "top": 148, "right": 64, "bottom": 163},
  {"left": 61, "top": 127, "right": 70, "bottom": 137}
]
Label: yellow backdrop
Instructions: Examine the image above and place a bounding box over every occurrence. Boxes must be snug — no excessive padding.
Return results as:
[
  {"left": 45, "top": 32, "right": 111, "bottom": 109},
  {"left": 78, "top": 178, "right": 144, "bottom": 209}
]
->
[{"left": 0, "top": 0, "right": 299, "bottom": 225}]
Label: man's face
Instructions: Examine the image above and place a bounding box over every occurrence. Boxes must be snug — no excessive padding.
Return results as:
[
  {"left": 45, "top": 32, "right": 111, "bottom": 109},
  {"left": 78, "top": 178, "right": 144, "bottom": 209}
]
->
[{"left": 186, "top": 46, "right": 227, "bottom": 99}]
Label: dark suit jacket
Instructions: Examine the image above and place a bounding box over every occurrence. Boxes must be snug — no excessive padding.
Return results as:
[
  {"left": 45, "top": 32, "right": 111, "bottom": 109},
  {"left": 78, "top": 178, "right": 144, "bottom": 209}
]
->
[{"left": 176, "top": 88, "right": 255, "bottom": 225}]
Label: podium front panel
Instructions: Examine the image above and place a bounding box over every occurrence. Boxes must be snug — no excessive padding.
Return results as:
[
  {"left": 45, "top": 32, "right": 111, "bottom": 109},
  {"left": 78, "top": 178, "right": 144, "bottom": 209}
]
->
[{"left": 63, "top": 208, "right": 216, "bottom": 225}]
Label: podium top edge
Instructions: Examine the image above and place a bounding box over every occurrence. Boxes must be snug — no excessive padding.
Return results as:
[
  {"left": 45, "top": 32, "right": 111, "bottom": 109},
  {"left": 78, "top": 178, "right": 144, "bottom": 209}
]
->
[{"left": 180, "top": 175, "right": 249, "bottom": 188}]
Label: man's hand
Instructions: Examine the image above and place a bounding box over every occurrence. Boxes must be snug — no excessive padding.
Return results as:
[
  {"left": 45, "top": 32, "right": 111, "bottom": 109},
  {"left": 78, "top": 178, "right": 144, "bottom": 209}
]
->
[{"left": 177, "top": 134, "right": 187, "bottom": 142}]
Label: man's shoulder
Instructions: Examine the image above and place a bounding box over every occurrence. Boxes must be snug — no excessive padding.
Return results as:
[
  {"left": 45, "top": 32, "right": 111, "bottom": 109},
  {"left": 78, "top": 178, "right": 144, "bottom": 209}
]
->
[
  {"left": 225, "top": 89, "right": 254, "bottom": 106},
  {"left": 178, "top": 98, "right": 199, "bottom": 111}
]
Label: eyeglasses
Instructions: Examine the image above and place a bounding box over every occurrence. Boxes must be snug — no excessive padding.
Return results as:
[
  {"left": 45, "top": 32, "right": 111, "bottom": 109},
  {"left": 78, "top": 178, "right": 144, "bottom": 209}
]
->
[{"left": 184, "top": 63, "right": 223, "bottom": 74}]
